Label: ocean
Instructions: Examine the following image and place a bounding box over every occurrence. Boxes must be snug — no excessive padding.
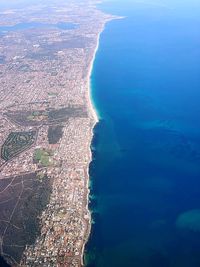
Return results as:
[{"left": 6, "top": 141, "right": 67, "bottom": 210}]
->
[{"left": 86, "top": 0, "right": 200, "bottom": 266}]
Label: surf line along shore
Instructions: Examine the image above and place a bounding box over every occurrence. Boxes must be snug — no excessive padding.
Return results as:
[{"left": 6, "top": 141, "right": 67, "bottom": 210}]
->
[{"left": 83, "top": 13, "right": 124, "bottom": 266}]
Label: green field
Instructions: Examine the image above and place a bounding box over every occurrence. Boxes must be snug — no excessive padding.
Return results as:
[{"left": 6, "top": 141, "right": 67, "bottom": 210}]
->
[
  {"left": 1, "top": 131, "right": 37, "bottom": 161},
  {"left": 34, "top": 148, "right": 53, "bottom": 167}
]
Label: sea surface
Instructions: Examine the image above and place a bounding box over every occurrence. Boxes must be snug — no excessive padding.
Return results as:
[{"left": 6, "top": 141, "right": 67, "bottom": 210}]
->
[
  {"left": 0, "top": 256, "right": 10, "bottom": 267},
  {"left": 86, "top": 0, "right": 200, "bottom": 266}
]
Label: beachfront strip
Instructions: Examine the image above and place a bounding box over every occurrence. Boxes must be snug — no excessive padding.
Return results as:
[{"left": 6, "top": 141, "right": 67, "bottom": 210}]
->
[{"left": 0, "top": 1, "right": 116, "bottom": 266}]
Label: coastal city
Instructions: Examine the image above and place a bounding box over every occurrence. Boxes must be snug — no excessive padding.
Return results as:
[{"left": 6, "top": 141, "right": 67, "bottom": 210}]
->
[
  {"left": 1, "top": 0, "right": 198, "bottom": 266},
  {"left": 0, "top": 1, "right": 116, "bottom": 266}
]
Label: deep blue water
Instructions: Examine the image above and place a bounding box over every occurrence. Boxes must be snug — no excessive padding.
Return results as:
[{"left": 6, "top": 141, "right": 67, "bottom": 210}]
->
[
  {"left": 86, "top": 1, "right": 200, "bottom": 267},
  {"left": 0, "top": 22, "right": 76, "bottom": 33},
  {"left": 0, "top": 256, "right": 10, "bottom": 267}
]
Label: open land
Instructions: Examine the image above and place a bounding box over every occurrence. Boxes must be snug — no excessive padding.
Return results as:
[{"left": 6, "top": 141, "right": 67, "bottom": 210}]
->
[{"left": 0, "top": 1, "right": 119, "bottom": 266}]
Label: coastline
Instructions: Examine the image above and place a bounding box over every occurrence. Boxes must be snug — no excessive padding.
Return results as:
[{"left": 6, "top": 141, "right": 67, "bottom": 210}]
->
[
  {"left": 81, "top": 25, "right": 104, "bottom": 267},
  {"left": 0, "top": 1, "right": 126, "bottom": 265},
  {"left": 82, "top": 14, "right": 124, "bottom": 266}
]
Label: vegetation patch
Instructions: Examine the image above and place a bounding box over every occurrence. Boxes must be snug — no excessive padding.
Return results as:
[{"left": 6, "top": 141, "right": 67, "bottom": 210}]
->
[
  {"left": 47, "top": 92, "right": 58, "bottom": 97},
  {"left": 5, "top": 106, "right": 87, "bottom": 126},
  {"left": 36, "top": 171, "right": 46, "bottom": 182},
  {"left": 34, "top": 148, "right": 54, "bottom": 167},
  {"left": 48, "top": 106, "right": 87, "bottom": 123},
  {"left": 48, "top": 125, "right": 64, "bottom": 144},
  {"left": 27, "top": 110, "right": 48, "bottom": 121},
  {"left": 0, "top": 172, "right": 52, "bottom": 265},
  {"left": 1, "top": 131, "right": 37, "bottom": 161}
]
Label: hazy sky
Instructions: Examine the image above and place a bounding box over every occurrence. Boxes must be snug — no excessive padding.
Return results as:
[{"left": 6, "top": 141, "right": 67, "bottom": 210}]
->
[
  {"left": 1, "top": 0, "right": 200, "bottom": 16},
  {"left": 0, "top": 0, "right": 52, "bottom": 9}
]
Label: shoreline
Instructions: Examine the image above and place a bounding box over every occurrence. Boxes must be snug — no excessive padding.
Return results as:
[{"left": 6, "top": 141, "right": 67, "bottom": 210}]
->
[
  {"left": 81, "top": 26, "right": 103, "bottom": 267},
  {"left": 0, "top": 1, "right": 125, "bottom": 265},
  {"left": 82, "top": 14, "right": 124, "bottom": 266}
]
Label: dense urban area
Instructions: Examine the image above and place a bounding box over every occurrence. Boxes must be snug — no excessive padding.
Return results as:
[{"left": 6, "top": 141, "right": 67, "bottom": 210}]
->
[{"left": 0, "top": 1, "right": 116, "bottom": 266}]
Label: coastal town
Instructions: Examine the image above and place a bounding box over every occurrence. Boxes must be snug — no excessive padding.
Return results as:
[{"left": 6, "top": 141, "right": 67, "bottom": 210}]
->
[{"left": 0, "top": 1, "right": 117, "bottom": 266}]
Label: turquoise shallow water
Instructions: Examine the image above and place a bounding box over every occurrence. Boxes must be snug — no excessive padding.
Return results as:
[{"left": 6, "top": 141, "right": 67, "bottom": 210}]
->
[{"left": 86, "top": 1, "right": 200, "bottom": 266}]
